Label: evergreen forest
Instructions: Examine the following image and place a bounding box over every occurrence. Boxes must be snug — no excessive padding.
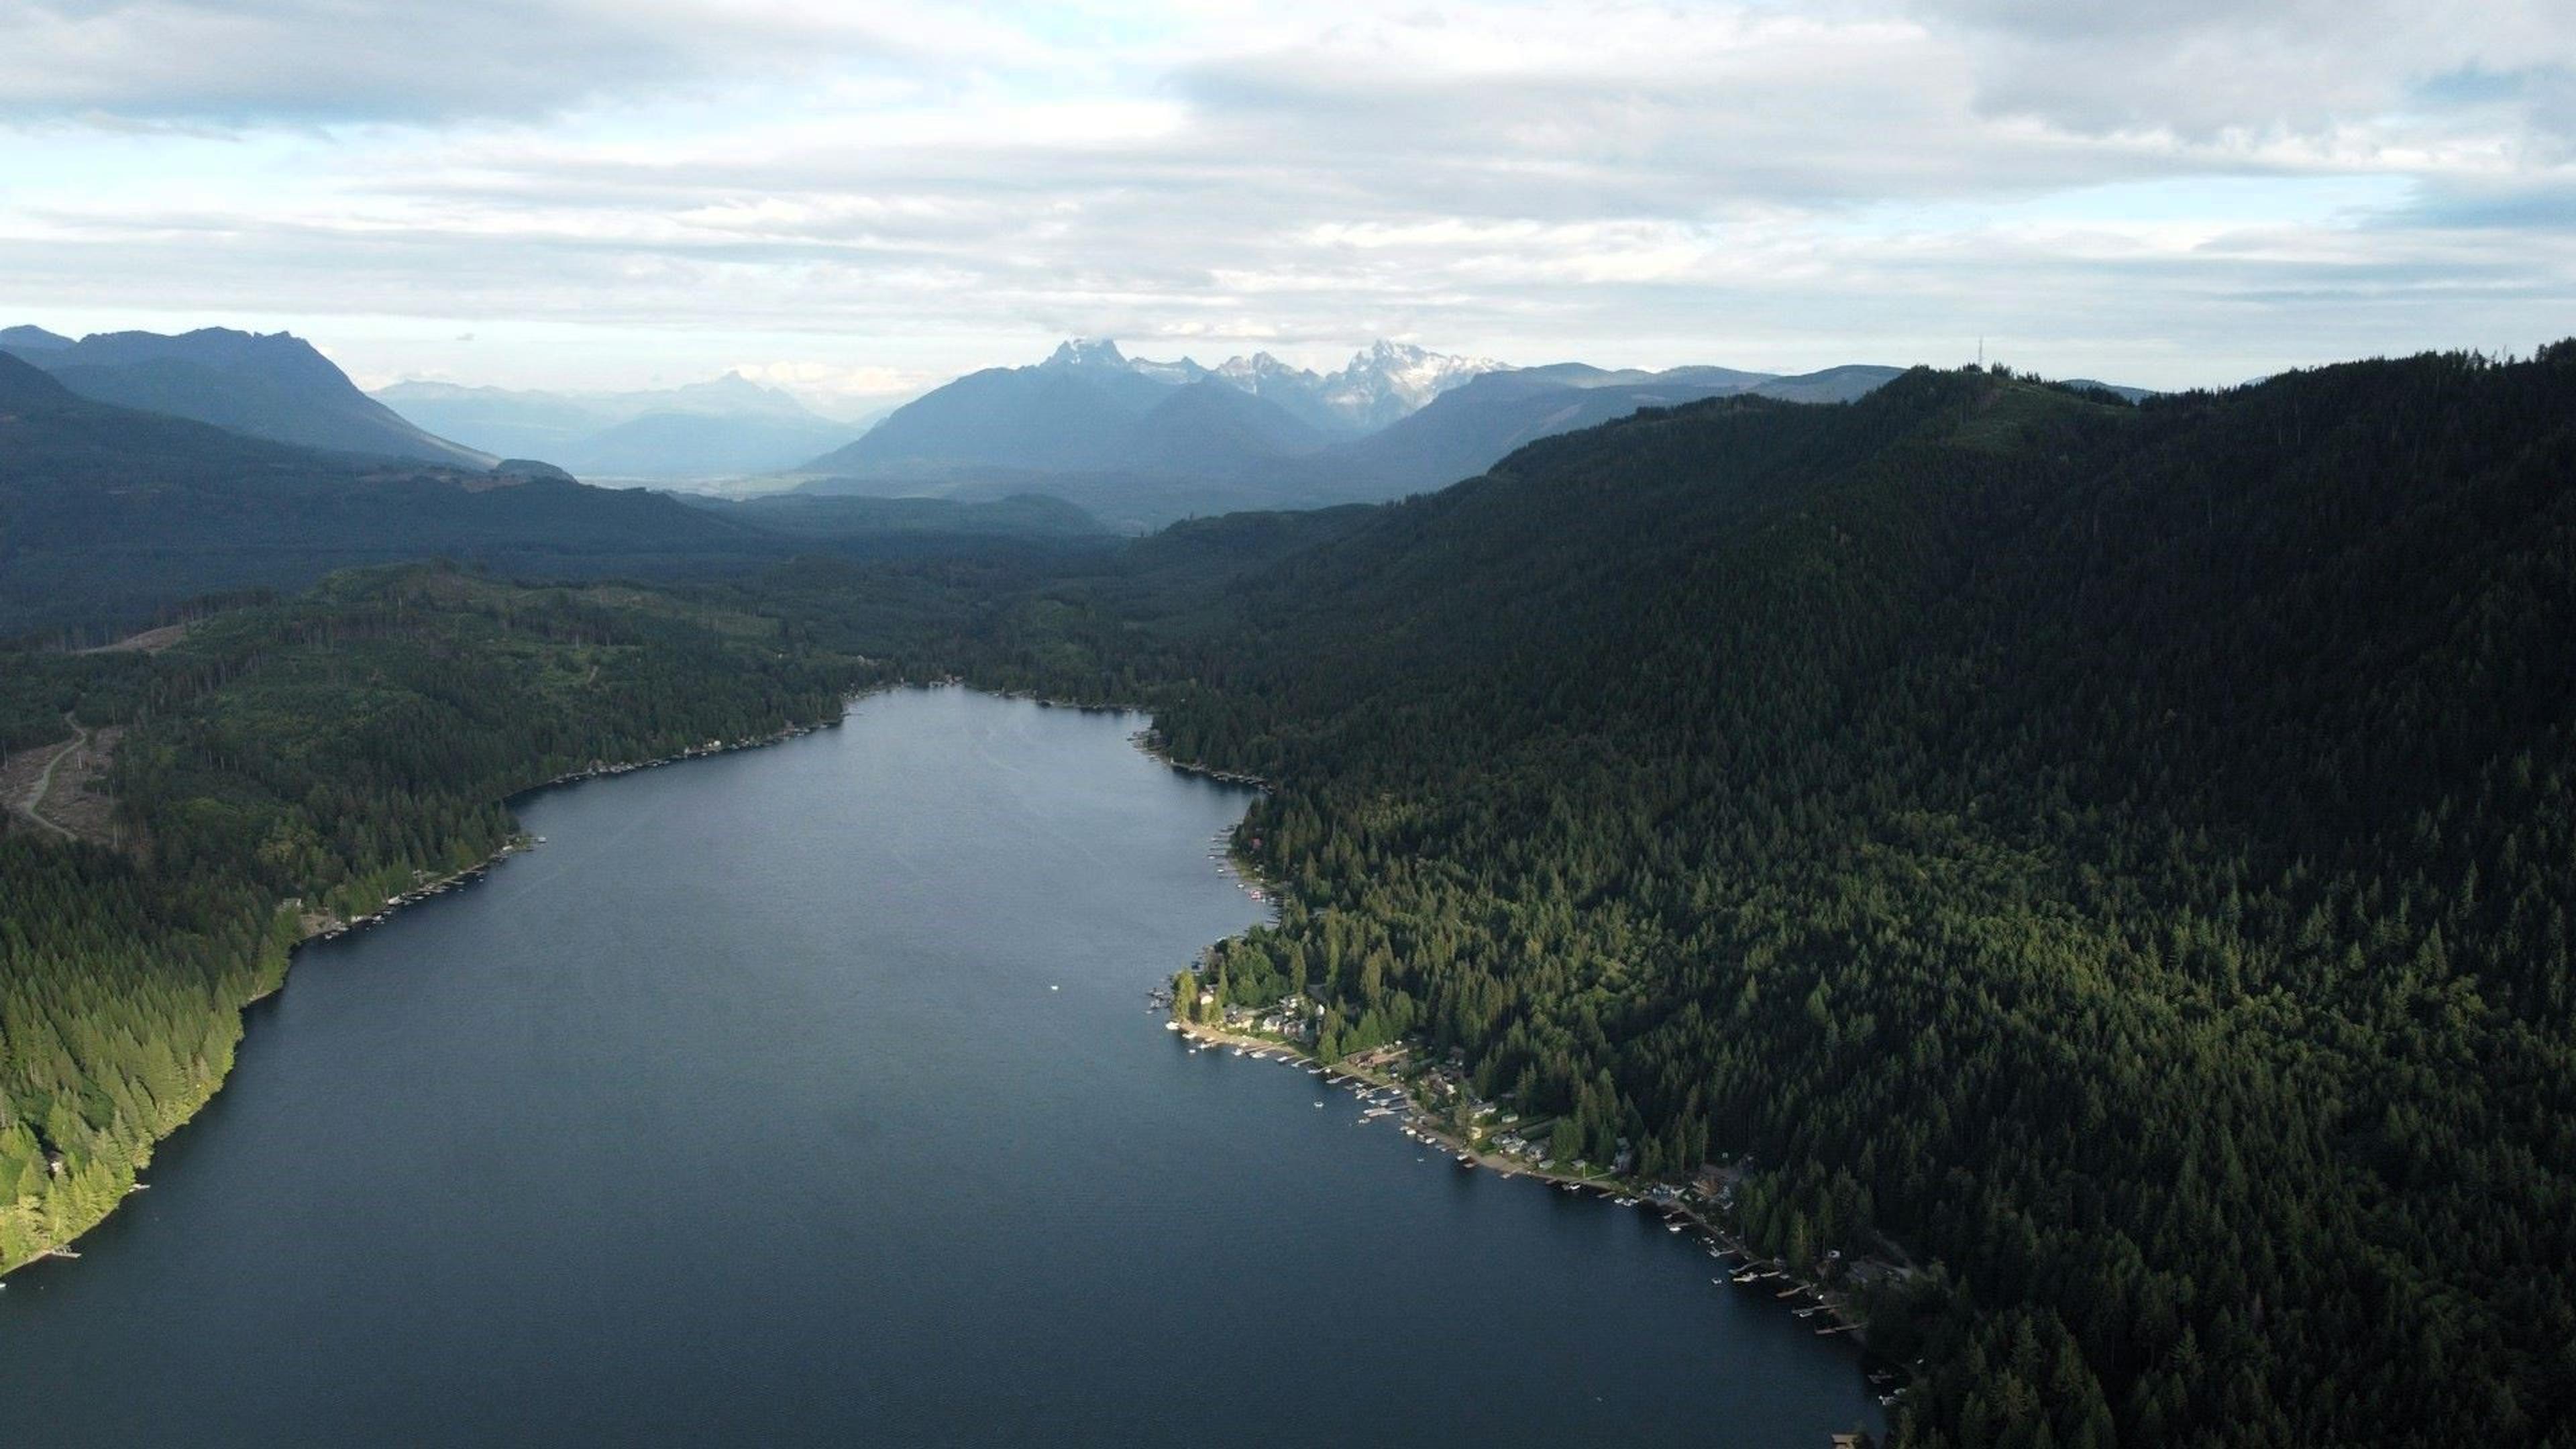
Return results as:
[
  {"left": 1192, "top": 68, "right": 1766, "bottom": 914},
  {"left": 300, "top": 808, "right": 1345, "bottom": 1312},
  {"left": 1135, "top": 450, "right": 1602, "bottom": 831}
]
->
[{"left": 7, "top": 343, "right": 2576, "bottom": 1446}]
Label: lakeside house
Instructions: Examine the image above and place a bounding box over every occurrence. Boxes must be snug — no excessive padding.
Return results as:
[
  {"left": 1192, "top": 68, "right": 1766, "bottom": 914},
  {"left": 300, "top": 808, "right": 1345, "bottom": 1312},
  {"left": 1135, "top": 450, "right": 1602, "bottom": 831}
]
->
[{"left": 1253, "top": 996, "right": 1322, "bottom": 1042}]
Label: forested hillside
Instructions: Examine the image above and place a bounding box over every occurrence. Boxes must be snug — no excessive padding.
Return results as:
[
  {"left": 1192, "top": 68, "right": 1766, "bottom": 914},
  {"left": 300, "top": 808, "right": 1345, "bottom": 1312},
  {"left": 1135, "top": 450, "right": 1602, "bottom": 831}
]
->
[
  {"left": 924, "top": 347, "right": 2576, "bottom": 1447},
  {"left": 8, "top": 339, "right": 2571, "bottom": 1446},
  {"left": 0, "top": 569, "right": 872, "bottom": 1271},
  {"left": 0, "top": 354, "right": 1118, "bottom": 642},
  {"left": 0, "top": 354, "right": 780, "bottom": 640}
]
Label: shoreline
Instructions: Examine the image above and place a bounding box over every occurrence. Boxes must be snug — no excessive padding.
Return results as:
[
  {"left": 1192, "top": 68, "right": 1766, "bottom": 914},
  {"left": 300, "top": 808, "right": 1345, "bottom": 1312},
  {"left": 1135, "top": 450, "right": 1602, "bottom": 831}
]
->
[
  {"left": 300, "top": 706, "right": 867, "bottom": 947},
  {"left": 1129, "top": 724, "right": 1273, "bottom": 792},
  {"left": 1124, "top": 710, "right": 1905, "bottom": 1417},
  {"left": 926, "top": 680, "right": 1276, "bottom": 790},
  {"left": 1165, "top": 1014, "right": 1892, "bottom": 1363},
  {"left": 1, "top": 692, "right": 874, "bottom": 1283}
]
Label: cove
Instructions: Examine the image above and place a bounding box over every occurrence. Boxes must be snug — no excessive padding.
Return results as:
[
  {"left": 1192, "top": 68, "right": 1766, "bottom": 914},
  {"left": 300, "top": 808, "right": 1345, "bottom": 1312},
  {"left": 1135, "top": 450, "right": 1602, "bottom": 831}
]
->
[{"left": 0, "top": 686, "right": 1884, "bottom": 1446}]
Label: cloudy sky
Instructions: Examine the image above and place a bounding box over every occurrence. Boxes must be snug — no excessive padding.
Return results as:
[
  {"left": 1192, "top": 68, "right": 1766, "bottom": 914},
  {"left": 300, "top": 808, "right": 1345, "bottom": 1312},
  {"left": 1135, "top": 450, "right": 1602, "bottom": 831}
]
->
[{"left": 2, "top": 0, "right": 2570, "bottom": 407}]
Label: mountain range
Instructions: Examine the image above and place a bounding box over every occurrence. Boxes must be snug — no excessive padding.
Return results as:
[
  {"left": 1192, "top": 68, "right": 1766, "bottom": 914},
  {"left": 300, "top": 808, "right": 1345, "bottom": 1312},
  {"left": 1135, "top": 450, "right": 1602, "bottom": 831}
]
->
[
  {"left": 798, "top": 338, "right": 1908, "bottom": 527},
  {"left": 374, "top": 373, "right": 866, "bottom": 482},
  {"left": 3, "top": 319, "right": 2117, "bottom": 536},
  {"left": 0, "top": 352, "right": 1104, "bottom": 639},
  {"left": 800, "top": 337, "right": 1505, "bottom": 483},
  {"left": 1163, "top": 337, "right": 1511, "bottom": 432},
  {"left": 0, "top": 327, "right": 494, "bottom": 469}
]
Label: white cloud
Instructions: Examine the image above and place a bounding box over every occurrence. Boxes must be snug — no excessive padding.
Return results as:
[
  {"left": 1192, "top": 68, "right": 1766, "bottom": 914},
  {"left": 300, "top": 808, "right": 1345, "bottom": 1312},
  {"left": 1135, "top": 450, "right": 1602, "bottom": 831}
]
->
[
  {"left": 0, "top": 1, "right": 2569, "bottom": 391},
  {"left": 1913, "top": 0, "right": 2576, "bottom": 145},
  {"left": 0, "top": 0, "right": 1051, "bottom": 124}
]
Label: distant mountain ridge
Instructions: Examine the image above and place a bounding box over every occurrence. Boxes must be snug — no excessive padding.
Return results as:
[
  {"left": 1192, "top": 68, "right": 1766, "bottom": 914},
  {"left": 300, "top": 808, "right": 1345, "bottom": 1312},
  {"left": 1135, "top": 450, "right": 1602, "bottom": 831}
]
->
[
  {"left": 0, "top": 351, "right": 747, "bottom": 634},
  {"left": 0, "top": 352, "right": 1106, "bottom": 639},
  {"left": 800, "top": 337, "right": 1507, "bottom": 488},
  {"left": 800, "top": 338, "right": 1911, "bottom": 527},
  {"left": 0, "top": 326, "right": 494, "bottom": 468},
  {"left": 374, "top": 372, "right": 863, "bottom": 481}
]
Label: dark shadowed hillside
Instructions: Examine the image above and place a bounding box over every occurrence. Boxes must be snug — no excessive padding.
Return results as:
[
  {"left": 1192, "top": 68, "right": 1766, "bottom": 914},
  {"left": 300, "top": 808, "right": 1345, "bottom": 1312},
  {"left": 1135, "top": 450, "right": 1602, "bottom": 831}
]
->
[
  {"left": 0, "top": 354, "right": 1142, "bottom": 640},
  {"left": 0, "top": 356, "right": 762, "bottom": 637},
  {"left": 930, "top": 345, "right": 2576, "bottom": 1448}
]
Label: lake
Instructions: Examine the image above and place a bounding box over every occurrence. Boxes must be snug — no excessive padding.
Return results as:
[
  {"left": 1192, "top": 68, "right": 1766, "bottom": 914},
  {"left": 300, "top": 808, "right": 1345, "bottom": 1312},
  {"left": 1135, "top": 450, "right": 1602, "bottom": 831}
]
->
[{"left": 0, "top": 686, "right": 1884, "bottom": 1446}]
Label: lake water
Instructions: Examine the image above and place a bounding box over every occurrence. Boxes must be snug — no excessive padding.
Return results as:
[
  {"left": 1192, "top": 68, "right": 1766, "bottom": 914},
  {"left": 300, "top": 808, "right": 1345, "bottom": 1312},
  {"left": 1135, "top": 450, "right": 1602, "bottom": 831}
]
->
[{"left": 0, "top": 686, "right": 1884, "bottom": 1446}]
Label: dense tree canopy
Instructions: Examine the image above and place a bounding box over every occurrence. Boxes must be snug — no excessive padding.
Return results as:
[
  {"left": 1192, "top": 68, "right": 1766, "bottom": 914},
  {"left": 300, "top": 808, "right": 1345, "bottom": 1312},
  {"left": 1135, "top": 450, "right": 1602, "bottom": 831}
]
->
[
  {"left": 918, "top": 347, "right": 2576, "bottom": 1447},
  {"left": 7, "top": 343, "right": 2575, "bottom": 1448}
]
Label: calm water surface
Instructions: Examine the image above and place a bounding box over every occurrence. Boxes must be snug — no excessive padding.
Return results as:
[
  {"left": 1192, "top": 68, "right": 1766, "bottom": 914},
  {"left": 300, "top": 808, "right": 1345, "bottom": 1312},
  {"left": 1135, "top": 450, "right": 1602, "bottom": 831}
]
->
[{"left": 1, "top": 687, "right": 1883, "bottom": 1446}]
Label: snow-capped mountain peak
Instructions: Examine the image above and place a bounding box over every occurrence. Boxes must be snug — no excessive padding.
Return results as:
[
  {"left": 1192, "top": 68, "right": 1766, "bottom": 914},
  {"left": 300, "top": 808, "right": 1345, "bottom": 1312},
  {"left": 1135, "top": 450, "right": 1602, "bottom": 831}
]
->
[
  {"left": 1210, "top": 351, "right": 1309, "bottom": 388},
  {"left": 1124, "top": 351, "right": 1210, "bottom": 386},
  {"left": 1026, "top": 336, "right": 1505, "bottom": 432},
  {"left": 1320, "top": 340, "right": 1509, "bottom": 429},
  {"left": 1185, "top": 341, "right": 1505, "bottom": 430},
  {"left": 1044, "top": 337, "right": 1130, "bottom": 370}
]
